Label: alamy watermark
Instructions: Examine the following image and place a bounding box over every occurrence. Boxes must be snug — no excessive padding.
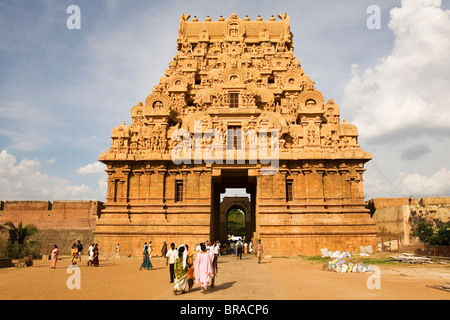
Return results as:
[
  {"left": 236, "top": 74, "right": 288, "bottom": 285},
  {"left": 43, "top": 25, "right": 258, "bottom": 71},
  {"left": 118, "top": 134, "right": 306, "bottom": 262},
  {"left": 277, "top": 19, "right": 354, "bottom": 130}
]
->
[
  {"left": 367, "top": 5, "right": 381, "bottom": 30},
  {"left": 366, "top": 265, "right": 381, "bottom": 290},
  {"left": 66, "top": 5, "right": 81, "bottom": 30},
  {"left": 66, "top": 265, "right": 81, "bottom": 289}
]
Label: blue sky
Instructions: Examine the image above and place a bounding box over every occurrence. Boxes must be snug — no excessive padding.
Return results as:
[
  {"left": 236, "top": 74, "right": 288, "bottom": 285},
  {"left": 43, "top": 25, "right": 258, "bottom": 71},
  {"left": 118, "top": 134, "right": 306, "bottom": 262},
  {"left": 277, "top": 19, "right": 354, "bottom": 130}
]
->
[{"left": 1, "top": 0, "right": 449, "bottom": 201}]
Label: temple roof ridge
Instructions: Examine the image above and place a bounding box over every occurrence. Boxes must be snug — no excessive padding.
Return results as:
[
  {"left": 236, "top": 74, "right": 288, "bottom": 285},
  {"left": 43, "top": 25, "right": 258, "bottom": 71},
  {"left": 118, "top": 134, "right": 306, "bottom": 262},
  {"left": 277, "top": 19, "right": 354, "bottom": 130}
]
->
[{"left": 178, "top": 12, "right": 291, "bottom": 44}]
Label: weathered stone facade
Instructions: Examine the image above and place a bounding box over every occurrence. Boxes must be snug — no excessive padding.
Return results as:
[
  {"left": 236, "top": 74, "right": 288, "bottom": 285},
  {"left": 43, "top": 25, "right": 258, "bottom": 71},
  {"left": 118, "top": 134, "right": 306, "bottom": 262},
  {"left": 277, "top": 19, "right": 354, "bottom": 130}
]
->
[
  {"left": 369, "top": 197, "right": 450, "bottom": 246},
  {"left": 0, "top": 200, "right": 102, "bottom": 255},
  {"left": 97, "top": 13, "right": 377, "bottom": 257}
]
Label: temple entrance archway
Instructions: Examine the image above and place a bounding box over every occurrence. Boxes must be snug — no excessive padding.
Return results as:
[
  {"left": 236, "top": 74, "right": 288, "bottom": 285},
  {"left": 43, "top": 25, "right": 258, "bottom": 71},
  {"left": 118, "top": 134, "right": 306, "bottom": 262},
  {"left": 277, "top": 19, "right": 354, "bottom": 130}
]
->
[
  {"left": 211, "top": 169, "right": 256, "bottom": 242},
  {"left": 226, "top": 206, "right": 245, "bottom": 238},
  {"left": 220, "top": 196, "right": 252, "bottom": 240}
]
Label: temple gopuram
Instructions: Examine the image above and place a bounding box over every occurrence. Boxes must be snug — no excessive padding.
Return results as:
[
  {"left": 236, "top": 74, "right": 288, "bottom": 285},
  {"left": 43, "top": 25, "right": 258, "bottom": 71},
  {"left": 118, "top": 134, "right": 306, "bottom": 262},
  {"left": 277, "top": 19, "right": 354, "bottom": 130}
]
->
[{"left": 96, "top": 13, "right": 377, "bottom": 257}]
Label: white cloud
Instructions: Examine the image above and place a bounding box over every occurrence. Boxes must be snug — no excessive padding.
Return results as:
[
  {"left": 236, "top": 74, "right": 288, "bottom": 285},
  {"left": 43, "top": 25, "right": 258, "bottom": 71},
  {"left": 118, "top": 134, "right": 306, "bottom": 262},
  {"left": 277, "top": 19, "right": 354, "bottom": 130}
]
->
[
  {"left": 0, "top": 149, "right": 103, "bottom": 200},
  {"left": 341, "top": 0, "right": 450, "bottom": 199},
  {"left": 395, "top": 168, "right": 450, "bottom": 197},
  {"left": 342, "top": 0, "right": 450, "bottom": 142},
  {"left": 364, "top": 163, "right": 450, "bottom": 199},
  {"left": 77, "top": 162, "right": 105, "bottom": 175},
  {"left": 45, "top": 158, "right": 56, "bottom": 164}
]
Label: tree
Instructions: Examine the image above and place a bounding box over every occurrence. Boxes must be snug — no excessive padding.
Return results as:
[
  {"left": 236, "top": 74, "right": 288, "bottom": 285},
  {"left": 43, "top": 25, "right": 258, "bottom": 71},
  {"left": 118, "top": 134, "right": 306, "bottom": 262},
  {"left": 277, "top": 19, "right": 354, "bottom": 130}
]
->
[
  {"left": 412, "top": 220, "right": 450, "bottom": 246},
  {"left": 3, "top": 221, "right": 38, "bottom": 245},
  {"left": 228, "top": 209, "right": 245, "bottom": 237},
  {"left": 2, "top": 221, "right": 39, "bottom": 258}
]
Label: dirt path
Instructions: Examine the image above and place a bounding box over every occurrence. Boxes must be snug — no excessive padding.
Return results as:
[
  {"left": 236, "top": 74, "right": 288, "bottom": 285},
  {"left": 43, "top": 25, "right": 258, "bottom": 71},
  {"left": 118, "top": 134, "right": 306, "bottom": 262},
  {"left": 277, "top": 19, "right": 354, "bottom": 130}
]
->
[{"left": 0, "top": 253, "right": 448, "bottom": 300}]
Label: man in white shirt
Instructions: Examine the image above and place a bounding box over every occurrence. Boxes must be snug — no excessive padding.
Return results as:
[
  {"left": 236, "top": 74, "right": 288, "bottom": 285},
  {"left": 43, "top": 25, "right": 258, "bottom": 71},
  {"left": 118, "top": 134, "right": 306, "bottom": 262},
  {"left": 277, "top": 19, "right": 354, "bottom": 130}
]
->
[{"left": 166, "top": 243, "right": 177, "bottom": 283}]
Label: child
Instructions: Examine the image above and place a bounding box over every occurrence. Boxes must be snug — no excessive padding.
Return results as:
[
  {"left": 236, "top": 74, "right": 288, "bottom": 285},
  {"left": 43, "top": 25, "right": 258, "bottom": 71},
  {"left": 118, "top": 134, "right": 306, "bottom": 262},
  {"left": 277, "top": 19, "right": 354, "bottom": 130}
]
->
[{"left": 187, "top": 262, "right": 195, "bottom": 291}]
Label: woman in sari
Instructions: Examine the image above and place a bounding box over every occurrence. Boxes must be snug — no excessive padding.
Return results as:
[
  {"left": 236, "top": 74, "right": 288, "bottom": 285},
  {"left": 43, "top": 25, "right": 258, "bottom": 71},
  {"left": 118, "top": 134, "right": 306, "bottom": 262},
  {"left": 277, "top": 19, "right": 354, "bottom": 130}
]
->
[
  {"left": 185, "top": 244, "right": 195, "bottom": 291},
  {"left": 140, "top": 242, "right": 153, "bottom": 270},
  {"left": 173, "top": 245, "right": 188, "bottom": 295},
  {"left": 70, "top": 243, "right": 78, "bottom": 265},
  {"left": 92, "top": 243, "right": 99, "bottom": 267},
  {"left": 194, "top": 243, "right": 214, "bottom": 293},
  {"left": 50, "top": 245, "right": 59, "bottom": 268}
]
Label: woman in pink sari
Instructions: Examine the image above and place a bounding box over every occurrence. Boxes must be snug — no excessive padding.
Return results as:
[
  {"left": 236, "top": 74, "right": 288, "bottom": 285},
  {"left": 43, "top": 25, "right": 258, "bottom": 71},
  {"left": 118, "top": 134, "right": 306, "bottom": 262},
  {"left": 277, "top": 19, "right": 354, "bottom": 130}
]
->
[
  {"left": 50, "top": 245, "right": 59, "bottom": 268},
  {"left": 194, "top": 243, "right": 214, "bottom": 293}
]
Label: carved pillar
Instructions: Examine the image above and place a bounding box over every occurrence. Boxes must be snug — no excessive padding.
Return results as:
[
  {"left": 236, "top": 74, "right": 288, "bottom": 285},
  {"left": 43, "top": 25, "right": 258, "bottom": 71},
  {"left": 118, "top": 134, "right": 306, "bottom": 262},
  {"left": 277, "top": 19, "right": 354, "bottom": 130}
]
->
[
  {"left": 119, "top": 168, "right": 130, "bottom": 203},
  {"left": 105, "top": 168, "right": 115, "bottom": 203},
  {"left": 144, "top": 166, "right": 153, "bottom": 202},
  {"left": 134, "top": 170, "right": 143, "bottom": 202}
]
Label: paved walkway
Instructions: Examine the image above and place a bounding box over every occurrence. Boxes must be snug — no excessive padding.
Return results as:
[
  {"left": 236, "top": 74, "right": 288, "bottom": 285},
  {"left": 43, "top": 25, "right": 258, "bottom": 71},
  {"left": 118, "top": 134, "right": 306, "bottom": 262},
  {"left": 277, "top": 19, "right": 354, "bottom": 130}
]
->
[{"left": 155, "top": 253, "right": 287, "bottom": 300}]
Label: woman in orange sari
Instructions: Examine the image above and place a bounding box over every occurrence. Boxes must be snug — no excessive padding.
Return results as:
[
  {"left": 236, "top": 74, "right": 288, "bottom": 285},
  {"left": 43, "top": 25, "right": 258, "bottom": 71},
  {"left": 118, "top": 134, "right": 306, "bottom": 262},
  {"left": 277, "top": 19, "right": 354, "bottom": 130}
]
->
[
  {"left": 70, "top": 243, "right": 78, "bottom": 265},
  {"left": 50, "top": 245, "right": 59, "bottom": 268},
  {"left": 185, "top": 244, "right": 195, "bottom": 291}
]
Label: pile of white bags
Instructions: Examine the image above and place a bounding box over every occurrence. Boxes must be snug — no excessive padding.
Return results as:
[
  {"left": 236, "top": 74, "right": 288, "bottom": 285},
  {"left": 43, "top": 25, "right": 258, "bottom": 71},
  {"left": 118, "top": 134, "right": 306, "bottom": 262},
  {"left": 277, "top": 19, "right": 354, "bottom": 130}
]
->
[
  {"left": 320, "top": 248, "right": 373, "bottom": 273},
  {"left": 326, "top": 259, "right": 372, "bottom": 273}
]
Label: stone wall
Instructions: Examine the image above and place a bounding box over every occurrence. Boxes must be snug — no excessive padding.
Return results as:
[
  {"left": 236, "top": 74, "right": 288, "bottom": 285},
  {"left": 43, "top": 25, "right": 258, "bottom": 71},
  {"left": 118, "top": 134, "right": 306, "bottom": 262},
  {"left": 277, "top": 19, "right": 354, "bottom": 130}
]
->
[
  {"left": 0, "top": 200, "right": 103, "bottom": 255},
  {"left": 368, "top": 197, "right": 450, "bottom": 246}
]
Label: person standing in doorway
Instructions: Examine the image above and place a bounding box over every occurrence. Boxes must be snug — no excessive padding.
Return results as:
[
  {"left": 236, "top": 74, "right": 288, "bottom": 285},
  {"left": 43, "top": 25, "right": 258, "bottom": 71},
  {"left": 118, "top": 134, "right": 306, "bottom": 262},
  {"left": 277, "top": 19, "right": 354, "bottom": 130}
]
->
[{"left": 166, "top": 243, "right": 177, "bottom": 283}]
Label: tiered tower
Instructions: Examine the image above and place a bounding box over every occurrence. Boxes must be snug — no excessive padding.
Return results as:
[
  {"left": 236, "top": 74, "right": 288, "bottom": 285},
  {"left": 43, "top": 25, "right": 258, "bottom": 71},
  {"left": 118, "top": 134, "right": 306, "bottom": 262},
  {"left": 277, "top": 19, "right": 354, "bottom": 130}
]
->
[{"left": 97, "top": 13, "right": 376, "bottom": 257}]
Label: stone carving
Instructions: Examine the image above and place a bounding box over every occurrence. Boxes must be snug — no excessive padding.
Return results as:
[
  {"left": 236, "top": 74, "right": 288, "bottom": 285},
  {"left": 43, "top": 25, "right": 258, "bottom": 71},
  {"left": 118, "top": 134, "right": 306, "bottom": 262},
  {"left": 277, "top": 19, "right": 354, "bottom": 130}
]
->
[{"left": 100, "top": 12, "right": 369, "bottom": 162}]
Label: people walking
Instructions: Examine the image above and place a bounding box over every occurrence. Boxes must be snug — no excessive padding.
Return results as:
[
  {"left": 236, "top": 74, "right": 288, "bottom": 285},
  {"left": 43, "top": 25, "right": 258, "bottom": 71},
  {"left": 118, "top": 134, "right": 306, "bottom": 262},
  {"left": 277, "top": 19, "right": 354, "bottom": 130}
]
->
[
  {"left": 229, "top": 241, "right": 235, "bottom": 254},
  {"left": 194, "top": 243, "right": 214, "bottom": 293},
  {"left": 148, "top": 241, "right": 153, "bottom": 258},
  {"left": 76, "top": 240, "right": 83, "bottom": 262},
  {"left": 161, "top": 241, "right": 167, "bottom": 264},
  {"left": 236, "top": 239, "right": 243, "bottom": 260},
  {"left": 92, "top": 243, "right": 99, "bottom": 267},
  {"left": 166, "top": 243, "right": 177, "bottom": 283},
  {"left": 115, "top": 243, "right": 120, "bottom": 259},
  {"left": 88, "top": 243, "right": 94, "bottom": 266},
  {"left": 185, "top": 244, "right": 195, "bottom": 291},
  {"left": 50, "top": 245, "right": 59, "bottom": 268},
  {"left": 256, "top": 239, "right": 264, "bottom": 264},
  {"left": 173, "top": 245, "right": 188, "bottom": 295},
  {"left": 70, "top": 243, "right": 78, "bottom": 265},
  {"left": 140, "top": 242, "right": 153, "bottom": 270}
]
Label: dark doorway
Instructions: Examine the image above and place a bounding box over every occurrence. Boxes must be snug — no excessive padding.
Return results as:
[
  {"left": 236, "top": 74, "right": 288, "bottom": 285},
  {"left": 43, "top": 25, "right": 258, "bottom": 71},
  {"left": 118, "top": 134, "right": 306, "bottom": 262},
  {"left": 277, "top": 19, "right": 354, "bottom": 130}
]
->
[{"left": 211, "top": 169, "right": 256, "bottom": 242}]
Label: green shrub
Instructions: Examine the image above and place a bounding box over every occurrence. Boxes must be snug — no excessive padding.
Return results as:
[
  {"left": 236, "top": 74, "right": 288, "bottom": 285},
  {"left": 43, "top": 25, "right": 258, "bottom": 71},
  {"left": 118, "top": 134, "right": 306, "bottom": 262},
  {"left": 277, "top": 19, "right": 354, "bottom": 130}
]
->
[{"left": 413, "top": 221, "right": 450, "bottom": 246}]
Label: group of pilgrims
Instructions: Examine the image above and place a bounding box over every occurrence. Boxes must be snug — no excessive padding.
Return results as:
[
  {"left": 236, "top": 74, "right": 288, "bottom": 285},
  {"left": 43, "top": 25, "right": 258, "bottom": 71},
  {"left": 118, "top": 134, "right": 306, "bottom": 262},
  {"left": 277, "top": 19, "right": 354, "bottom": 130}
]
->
[
  {"left": 49, "top": 237, "right": 264, "bottom": 296},
  {"left": 49, "top": 240, "right": 99, "bottom": 269},
  {"left": 142, "top": 240, "right": 220, "bottom": 294}
]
